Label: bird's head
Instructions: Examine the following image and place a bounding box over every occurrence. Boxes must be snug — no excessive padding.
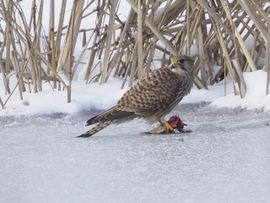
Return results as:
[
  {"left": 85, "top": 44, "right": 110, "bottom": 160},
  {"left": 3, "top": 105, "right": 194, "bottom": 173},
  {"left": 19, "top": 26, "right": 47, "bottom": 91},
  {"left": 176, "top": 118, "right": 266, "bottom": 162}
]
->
[{"left": 169, "top": 55, "right": 194, "bottom": 76}]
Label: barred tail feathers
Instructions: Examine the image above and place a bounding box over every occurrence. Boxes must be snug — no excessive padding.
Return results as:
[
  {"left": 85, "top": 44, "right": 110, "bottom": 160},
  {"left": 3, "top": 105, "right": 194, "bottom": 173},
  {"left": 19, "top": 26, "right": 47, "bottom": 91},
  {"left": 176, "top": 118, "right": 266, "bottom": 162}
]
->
[
  {"left": 86, "top": 107, "right": 116, "bottom": 126},
  {"left": 78, "top": 121, "right": 111, "bottom": 138},
  {"left": 80, "top": 106, "right": 134, "bottom": 138},
  {"left": 85, "top": 107, "right": 134, "bottom": 127}
]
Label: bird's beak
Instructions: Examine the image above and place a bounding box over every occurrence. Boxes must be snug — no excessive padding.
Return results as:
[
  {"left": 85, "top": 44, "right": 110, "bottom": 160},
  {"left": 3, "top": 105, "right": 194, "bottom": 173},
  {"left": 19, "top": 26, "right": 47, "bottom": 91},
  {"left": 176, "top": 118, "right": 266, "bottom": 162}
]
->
[{"left": 170, "top": 56, "right": 178, "bottom": 66}]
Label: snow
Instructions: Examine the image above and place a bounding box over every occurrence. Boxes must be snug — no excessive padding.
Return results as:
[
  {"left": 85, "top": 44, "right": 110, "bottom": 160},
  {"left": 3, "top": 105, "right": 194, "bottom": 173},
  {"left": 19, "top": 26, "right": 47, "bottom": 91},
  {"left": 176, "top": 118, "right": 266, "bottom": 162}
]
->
[
  {"left": 212, "top": 70, "right": 270, "bottom": 111},
  {"left": 183, "top": 82, "right": 231, "bottom": 104},
  {"left": 0, "top": 74, "right": 225, "bottom": 116},
  {"left": 1, "top": 70, "right": 270, "bottom": 116},
  {"left": 0, "top": 77, "right": 128, "bottom": 116}
]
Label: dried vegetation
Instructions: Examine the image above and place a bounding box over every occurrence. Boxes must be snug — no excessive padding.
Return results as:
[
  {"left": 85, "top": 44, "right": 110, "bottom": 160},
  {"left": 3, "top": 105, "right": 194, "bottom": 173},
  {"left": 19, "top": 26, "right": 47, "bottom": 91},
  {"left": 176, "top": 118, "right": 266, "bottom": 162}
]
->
[{"left": 0, "top": 0, "right": 270, "bottom": 108}]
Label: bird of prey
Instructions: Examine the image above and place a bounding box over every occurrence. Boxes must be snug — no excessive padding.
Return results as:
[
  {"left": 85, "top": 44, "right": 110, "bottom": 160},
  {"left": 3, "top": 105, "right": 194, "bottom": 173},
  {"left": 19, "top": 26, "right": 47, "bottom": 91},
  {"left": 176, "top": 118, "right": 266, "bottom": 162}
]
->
[{"left": 79, "top": 55, "right": 194, "bottom": 137}]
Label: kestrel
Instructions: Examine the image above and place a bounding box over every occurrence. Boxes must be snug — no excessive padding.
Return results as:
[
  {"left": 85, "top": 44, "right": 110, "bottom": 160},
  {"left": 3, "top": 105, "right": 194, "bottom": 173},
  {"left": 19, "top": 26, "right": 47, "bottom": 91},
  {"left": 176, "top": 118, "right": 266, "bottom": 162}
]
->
[{"left": 79, "top": 55, "right": 194, "bottom": 137}]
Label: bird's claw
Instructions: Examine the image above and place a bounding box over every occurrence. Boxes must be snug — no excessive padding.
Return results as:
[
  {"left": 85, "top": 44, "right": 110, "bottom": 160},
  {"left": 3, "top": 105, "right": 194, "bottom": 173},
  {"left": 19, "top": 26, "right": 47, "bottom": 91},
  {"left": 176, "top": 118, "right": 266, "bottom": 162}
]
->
[
  {"left": 163, "top": 121, "right": 175, "bottom": 133},
  {"left": 145, "top": 115, "right": 191, "bottom": 134}
]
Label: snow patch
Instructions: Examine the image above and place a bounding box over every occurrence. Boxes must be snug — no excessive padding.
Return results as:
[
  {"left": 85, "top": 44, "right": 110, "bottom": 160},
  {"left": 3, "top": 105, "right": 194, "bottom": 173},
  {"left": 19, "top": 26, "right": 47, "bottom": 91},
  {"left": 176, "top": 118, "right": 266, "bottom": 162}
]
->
[
  {"left": 0, "top": 77, "right": 128, "bottom": 116},
  {"left": 182, "top": 82, "right": 231, "bottom": 104},
  {"left": 212, "top": 70, "right": 270, "bottom": 110},
  {"left": 1, "top": 70, "right": 270, "bottom": 116}
]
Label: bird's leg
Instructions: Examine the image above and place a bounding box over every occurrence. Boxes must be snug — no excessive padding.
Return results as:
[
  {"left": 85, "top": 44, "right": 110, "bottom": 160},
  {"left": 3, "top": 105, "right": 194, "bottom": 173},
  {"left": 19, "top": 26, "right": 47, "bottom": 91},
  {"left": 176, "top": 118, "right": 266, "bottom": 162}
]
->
[{"left": 159, "top": 117, "right": 174, "bottom": 133}]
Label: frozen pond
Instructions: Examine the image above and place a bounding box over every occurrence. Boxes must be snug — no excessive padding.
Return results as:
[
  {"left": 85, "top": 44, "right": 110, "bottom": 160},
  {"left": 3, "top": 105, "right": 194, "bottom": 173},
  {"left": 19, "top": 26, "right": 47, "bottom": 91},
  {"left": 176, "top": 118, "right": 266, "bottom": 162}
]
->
[{"left": 1, "top": 103, "right": 270, "bottom": 203}]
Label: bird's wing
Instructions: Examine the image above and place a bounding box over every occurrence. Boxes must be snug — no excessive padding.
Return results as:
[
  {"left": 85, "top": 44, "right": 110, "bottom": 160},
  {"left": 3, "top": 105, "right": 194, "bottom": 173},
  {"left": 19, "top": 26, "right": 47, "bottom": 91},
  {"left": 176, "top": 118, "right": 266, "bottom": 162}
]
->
[
  {"left": 86, "top": 106, "right": 134, "bottom": 126},
  {"left": 85, "top": 68, "right": 185, "bottom": 126},
  {"left": 116, "top": 68, "right": 183, "bottom": 114}
]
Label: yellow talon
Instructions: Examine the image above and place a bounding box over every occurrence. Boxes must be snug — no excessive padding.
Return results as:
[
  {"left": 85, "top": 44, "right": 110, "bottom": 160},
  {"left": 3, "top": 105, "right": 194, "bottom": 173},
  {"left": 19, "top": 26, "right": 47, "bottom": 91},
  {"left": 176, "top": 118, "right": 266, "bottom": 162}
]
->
[
  {"left": 164, "top": 121, "right": 174, "bottom": 133},
  {"left": 159, "top": 118, "right": 175, "bottom": 133}
]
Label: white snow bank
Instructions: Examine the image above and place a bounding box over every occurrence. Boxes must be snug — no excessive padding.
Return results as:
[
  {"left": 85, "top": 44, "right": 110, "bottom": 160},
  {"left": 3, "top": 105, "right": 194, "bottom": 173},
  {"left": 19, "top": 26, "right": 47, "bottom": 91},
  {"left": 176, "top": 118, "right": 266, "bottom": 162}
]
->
[
  {"left": 182, "top": 82, "right": 230, "bottom": 104},
  {"left": 0, "top": 77, "right": 128, "bottom": 116},
  {"left": 1, "top": 73, "right": 228, "bottom": 116},
  {"left": 212, "top": 70, "right": 270, "bottom": 110},
  {"left": 0, "top": 74, "right": 224, "bottom": 116},
  {"left": 1, "top": 70, "right": 270, "bottom": 116}
]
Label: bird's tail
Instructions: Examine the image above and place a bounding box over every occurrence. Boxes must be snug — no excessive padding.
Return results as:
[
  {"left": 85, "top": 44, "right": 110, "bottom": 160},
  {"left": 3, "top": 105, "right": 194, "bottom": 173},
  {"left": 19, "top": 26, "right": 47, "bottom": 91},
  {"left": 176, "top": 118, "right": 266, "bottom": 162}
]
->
[{"left": 78, "top": 121, "right": 111, "bottom": 138}]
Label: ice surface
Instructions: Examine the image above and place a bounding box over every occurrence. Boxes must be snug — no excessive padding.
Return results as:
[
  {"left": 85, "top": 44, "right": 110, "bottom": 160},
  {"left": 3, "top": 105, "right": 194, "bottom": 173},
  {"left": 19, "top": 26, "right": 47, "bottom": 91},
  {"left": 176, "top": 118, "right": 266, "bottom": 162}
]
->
[{"left": 1, "top": 103, "right": 270, "bottom": 203}]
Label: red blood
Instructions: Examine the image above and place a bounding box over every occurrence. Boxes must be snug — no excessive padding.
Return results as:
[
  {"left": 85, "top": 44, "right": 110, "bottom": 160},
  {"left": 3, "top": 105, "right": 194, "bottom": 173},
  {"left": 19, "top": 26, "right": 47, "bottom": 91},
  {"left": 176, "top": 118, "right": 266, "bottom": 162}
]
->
[{"left": 168, "top": 115, "right": 186, "bottom": 131}]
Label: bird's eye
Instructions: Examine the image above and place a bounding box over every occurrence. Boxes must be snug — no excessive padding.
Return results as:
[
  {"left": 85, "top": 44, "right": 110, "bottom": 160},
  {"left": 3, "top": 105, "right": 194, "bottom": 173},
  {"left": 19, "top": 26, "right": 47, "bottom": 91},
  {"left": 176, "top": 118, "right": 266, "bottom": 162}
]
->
[{"left": 179, "top": 59, "right": 184, "bottom": 64}]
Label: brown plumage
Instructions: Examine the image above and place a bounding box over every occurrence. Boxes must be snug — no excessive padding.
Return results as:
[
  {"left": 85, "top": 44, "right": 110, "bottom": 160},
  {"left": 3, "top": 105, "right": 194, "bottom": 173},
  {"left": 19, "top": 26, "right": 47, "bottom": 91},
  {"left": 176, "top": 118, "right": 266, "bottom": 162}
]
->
[{"left": 78, "top": 55, "right": 194, "bottom": 137}]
